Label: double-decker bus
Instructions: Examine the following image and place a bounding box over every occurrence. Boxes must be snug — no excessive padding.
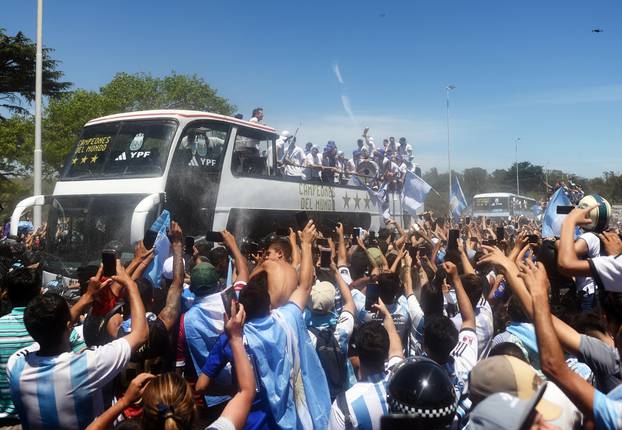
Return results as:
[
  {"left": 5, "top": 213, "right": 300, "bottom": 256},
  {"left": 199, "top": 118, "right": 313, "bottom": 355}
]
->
[
  {"left": 11, "top": 110, "right": 389, "bottom": 284},
  {"left": 471, "top": 192, "right": 539, "bottom": 218}
]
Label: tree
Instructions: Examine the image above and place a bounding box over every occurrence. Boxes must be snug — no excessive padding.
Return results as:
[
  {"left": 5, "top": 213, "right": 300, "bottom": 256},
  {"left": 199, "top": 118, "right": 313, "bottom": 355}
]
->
[
  {"left": 462, "top": 167, "right": 488, "bottom": 198},
  {"left": 0, "top": 28, "right": 70, "bottom": 118}
]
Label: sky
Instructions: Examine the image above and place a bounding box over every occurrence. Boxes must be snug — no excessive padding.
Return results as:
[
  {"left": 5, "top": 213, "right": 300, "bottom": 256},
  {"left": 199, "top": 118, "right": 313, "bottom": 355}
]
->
[{"left": 4, "top": 0, "right": 622, "bottom": 178}]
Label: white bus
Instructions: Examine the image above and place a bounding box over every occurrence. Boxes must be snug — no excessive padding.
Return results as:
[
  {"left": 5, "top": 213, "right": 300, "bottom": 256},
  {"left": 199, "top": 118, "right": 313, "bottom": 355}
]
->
[
  {"left": 11, "top": 110, "right": 387, "bottom": 284},
  {"left": 471, "top": 192, "right": 539, "bottom": 219}
]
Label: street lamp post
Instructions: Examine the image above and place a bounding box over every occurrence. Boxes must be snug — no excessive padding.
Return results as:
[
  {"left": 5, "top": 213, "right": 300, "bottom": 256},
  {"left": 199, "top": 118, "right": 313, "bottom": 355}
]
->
[
  {"left": 33, "top": 0, "right": 43, "bottom": 227},
  {"left": 446, "top": 85, "right": 455, "bottom": 219},
  {"left": 515, "top": 137, "right": 520, "bottom": 196}
]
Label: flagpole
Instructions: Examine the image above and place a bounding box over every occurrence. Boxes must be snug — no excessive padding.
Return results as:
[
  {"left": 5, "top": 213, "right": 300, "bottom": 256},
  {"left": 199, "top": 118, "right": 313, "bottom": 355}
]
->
[
  {"left": 33, "top": 0, "right": 44, "bottom": 228},
  {"left": 446, "top": 85, "right": 455, "bottom": 220}
]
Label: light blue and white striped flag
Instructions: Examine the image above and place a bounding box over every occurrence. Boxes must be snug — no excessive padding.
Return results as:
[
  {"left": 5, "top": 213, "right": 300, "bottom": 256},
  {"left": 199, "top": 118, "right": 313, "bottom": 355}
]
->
[{"left": 401, "top": 171, "right": 432, "bottom": 216}]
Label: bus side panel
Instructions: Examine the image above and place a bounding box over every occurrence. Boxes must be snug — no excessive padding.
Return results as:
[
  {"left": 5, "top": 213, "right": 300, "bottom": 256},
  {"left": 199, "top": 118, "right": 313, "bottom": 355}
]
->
[{"left": 224, "top": 208, "right": 372, "bottom": 240}]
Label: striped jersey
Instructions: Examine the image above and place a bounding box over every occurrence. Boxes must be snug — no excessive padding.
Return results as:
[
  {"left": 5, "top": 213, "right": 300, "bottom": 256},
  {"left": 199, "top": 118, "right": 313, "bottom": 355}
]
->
[
  {"left": 0, "top": 307, "right": 85, "bottom": 419},
  {"left": 328, "top": 357, "right": 403, "bottom": 430},
  {"left": 7, "top": 337, "right": 131, "bottom": 430}
]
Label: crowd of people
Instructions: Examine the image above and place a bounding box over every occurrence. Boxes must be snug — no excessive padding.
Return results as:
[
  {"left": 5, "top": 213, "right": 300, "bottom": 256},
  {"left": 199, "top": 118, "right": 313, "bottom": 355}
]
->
[
  {"left": 1, "top": 196, "right": 622, "bottom": 429},
  {"left": 238, "top": 107, "right": 417, "bottom": 190}
]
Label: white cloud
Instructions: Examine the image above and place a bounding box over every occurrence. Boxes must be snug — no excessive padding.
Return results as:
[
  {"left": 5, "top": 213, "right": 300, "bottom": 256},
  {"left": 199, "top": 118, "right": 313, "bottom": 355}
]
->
[{"left": 332, "top": 62, "right": 344, "bottom": 85}]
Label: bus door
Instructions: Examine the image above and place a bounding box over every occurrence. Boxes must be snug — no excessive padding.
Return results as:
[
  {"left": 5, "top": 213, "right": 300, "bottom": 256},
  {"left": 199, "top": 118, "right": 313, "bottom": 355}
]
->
[{"left": 164, "top": 121, "right": 231, "bottom": 236}]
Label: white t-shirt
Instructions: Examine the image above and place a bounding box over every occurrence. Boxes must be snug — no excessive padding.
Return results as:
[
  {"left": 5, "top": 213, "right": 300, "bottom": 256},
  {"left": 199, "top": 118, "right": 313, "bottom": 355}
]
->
[
  {"left": 7, "top": 338, "right": 132, "bottom": 430},
  {"left": 451, "top": 297, "right": 494, "bottom": 358},
  {"left": 590, "top": 254, "right": 622, "bottom": 293},
  {"left": 282, "top": 145, "right": 305, "bottom": 177},
  {"left": 305, "top": 153, "right": 322, "bottom": 179},
  {"left": 576, "top": 232, "right": 601, "bottom": 294},
  {"left": 206, "top": 416, "right": 236, "bottom": 430}
]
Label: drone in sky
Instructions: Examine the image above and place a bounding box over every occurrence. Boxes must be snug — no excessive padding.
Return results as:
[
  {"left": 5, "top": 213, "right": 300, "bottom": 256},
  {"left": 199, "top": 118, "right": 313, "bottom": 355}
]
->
[{"left": 592, "top": 28, "right": 604, "bottom": 33}]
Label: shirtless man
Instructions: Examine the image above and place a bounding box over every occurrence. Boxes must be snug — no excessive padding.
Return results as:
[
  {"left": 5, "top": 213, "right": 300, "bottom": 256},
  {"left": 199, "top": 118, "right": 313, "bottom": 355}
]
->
[{"left": 250, "top": 237, "right": 298, "bottom": 308}]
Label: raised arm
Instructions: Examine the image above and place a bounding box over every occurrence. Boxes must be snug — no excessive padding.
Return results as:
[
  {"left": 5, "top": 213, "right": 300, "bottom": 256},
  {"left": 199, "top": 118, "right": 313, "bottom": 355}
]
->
[
  {"left": 86, "top": 373, "right": 154, "bottom": 430},
  {"left": 519, "top": 260, "right": 595, "bottom": 420},
  {"left": 443, "top": 261, "right": 475, "bottom": 330},
  {"left": 335, "top": 222, "right": 348, "bottom": 267},
  {"left": 70, "top": 266, "right": 113, "bottom": 325},
  {"left": 218, "top": 302, "right": 255, "bottom": 430},
  {"left": 222, "top": 230, "right": 249, "bottom": 283},
  {"left": 288, "top": 227, "right": 301, "bottom": 269},
  {"left": 558, "top": 206, "right": 595, "bottom": 276},
  {"left": 112, "top": 262, "right": 148, "bottom": 352},
  {"left": 158, "top": 221, "right": 184, "bottom": 331},
  {"left": 290, "top": 220, "right": 317, "bottom": 310},
  {"left": 478, "top": 245, "right": 582, "bottom": 354},
  {"left": 457, "top": 239, "right": 475, "bottom": 275},
  {"left": 373, "top": 298, "right": 404, "bottom": 359},
  {"left": 330, "top": 261, "right": 355, "bottom": 316}
]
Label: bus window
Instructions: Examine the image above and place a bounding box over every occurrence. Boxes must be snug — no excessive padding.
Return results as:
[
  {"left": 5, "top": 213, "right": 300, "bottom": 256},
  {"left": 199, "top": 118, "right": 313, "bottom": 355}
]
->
[
  {"left": 62, "top": 120, "right": 177, "bottom": 179},
  {"left": 232, "top": 128, "right": 276, "bottom": 177},
  {"left": 165, "top": 121, "right": 231, "bottom": 235},
  {"left": 173, "top": 121, "right": 229, "bottom": 171}
]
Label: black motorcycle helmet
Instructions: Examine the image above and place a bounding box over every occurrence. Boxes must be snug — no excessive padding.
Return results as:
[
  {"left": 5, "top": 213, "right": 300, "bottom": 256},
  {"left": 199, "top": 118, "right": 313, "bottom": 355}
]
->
[{"left": 386, "top": 357, "right": 457, "bottom": 429}]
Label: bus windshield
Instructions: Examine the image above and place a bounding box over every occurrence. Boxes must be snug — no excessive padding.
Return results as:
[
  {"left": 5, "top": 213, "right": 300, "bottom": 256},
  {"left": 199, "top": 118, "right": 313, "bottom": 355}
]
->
[
  {"left": 473, "top": 195, "right": 509, "bottom": 214},
  {"left": 43, "top": 194, "right": 151, "bottom": 277},
  {"left": 61, "top": 119, "right": 178, "bottom": 179}
]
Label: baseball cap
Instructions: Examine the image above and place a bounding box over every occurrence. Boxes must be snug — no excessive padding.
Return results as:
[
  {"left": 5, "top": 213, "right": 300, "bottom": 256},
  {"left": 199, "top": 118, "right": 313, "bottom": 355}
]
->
[
  {"left": 366, "top": 247, "right": 384, "bottom": 268},
  {"left": 310, "top": 281, "right": 336, "bottom": 313},
  {"left": 162, "top": 256, "right": 185, "bottom": 281},
  {"left": 190, "top": 262, "right": 220, "bottom": 294},
  {"left": 468, "top": 384, "right": 548, "bottom": 430},
  {"left": 280, "top": 130, "right": 291, "bottom": 139},
  {"left": 469, "top": 355, "right": 561, "bottom": 421}
]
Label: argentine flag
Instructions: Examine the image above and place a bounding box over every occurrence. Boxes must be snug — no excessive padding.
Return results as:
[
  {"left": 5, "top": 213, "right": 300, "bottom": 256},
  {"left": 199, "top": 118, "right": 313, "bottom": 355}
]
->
[
  {"left": 542, "top": 188, "right": 577, "bottom": 238},
  {"left": 401, "top": 171, "right": 432, "bottom": 216},
  {"left": 450, "top": 175, "right": 468, "bottom": 218},
  {"left": 144, "top": 210, "right": 171, "bottom": 288}
]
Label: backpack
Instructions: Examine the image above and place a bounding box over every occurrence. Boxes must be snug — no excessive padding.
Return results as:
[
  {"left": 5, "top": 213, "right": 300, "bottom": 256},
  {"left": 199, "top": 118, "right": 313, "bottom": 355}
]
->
[{"left": 308, "top": 326, "right": 348, "bottom": 401}]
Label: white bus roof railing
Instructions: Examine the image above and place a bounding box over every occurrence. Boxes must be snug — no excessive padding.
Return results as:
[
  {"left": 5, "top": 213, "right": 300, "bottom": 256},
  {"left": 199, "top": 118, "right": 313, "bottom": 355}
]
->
[
  {"left": 473, "top": 192, "right": 536, "bottom": 200},
  {"left": 85, "top": 109, "right": 277, "bottom": 134}
]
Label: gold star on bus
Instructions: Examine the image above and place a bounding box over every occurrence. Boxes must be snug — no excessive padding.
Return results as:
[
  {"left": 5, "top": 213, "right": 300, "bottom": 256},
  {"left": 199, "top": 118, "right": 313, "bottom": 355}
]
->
[
  {"left": 91, "top": 154, "right": 98, "bottom": 163},
  {"left": 364, "top": 195, "right": 371, "bottom": 209},
  {"left": 71, "top": 158, "right": 78, "bottom": 165},
  {"left": 80, "top": 156, "right": 88, "bottom": 164}
]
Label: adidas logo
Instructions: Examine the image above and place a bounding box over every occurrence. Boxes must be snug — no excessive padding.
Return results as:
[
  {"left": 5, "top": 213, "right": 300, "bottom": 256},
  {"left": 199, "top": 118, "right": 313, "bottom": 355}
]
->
[
  {"left": 188, "top": 157, "right": 199, "bottom": 167},
  {"left": 115, "top": 152, "right": 127, "bottom": 161}
]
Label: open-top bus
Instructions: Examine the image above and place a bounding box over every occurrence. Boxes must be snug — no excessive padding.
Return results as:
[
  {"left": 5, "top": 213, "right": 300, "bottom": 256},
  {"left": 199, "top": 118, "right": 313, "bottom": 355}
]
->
[
  {"left": 11, "top": 110, "right": 390, "bottom": 284},
  {"left": 471, "top": 192, "right": 539, "bottom": 218}
]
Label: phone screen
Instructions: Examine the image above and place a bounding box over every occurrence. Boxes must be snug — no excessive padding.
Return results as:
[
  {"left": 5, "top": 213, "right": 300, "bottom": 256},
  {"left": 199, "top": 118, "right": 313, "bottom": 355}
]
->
[
  {"left": 205, "top": 231, "right": 224, "bottom": 242},
  {"left": 496, "top": 227, "right": 505, "bottom": 241},
  {"left": 320, "top": 250, "right": 332, "bottom": 269},
  {"left": 295, "top": 211, "right": 309, "bottom": 229},
  {"left": 556, "top": 205, "right": 574, "bottom": 215},
  {"left": 220, "top": 287, "right": 237, "bottom": 318},
  {"left": 184, "top": 236, "right": 195, "bottom": 255},
  {"left": 528, "top": 234, "right": 539, "bottom": 244},
  {"left": 448, "top": 229, "right": 459, "bottom": 250},
  {"left": 102, "top": 250, "right": 117, "bottom": 277},
  {"left": 465, "top": 217, "right": 471, "bottom": 225},
  {"left": 352, "top": 227, "right": 360, "bottom": 238},
  {"left": 365, "top": 283, "right": 380, "bottom": 311}
]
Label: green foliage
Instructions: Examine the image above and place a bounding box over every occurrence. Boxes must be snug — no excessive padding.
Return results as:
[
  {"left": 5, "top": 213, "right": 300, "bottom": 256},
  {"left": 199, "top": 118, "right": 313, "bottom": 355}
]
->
[{"left": 0, "top": 28, "right": 71, "bottom": 117}]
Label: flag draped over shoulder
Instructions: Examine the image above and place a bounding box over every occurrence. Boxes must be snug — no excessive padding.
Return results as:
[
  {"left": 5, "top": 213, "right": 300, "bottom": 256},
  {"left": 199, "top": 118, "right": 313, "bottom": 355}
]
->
[
  {"left": 401, "top": 171, "right": 432, "bottom": 217},
  {"left": 450, "top": 175, "right": 468, "bottom": 218},
  {"left": 144, "top": 210, "right": 171, "bottom": 288},
  {"left": 243, "top": 305, "right": 331, "bottom": 429},
  {"left": 542, "top": 188, "right": 576, "bottom": 238}
]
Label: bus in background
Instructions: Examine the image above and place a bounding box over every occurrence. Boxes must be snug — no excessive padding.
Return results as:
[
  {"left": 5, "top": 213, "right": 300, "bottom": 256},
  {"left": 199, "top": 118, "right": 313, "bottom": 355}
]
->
[
  {"left": 11, "top": 110, "right": 389, "bottom": 285},
  {"left": 471, "top": 192, "right": 539, "bottom": 219}
]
